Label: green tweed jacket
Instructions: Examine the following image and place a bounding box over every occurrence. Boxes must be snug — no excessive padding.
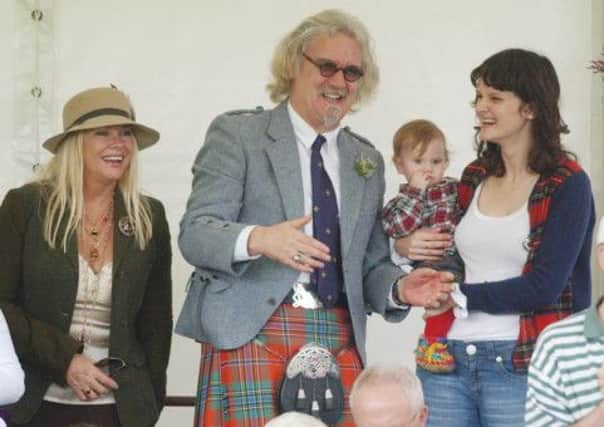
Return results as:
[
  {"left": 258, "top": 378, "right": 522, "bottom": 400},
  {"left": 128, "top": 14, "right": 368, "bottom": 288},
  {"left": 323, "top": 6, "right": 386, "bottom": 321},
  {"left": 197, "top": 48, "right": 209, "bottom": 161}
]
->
[{"left": 0, "top": 183, "right": 172, "bottom": 426}]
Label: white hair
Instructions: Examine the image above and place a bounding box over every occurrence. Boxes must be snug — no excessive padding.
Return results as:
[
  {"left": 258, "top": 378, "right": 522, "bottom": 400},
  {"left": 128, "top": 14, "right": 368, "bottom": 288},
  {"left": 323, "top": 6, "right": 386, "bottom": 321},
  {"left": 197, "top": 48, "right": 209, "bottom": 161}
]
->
[
  {"left": 350, "top": 365, "right": 425, "bottom": 413},
  {"left": 267, "top": 9, "right": 379, "bottom": 109},
  {"left": 265, "top": 412, "right": 328, "bottom": 427}
]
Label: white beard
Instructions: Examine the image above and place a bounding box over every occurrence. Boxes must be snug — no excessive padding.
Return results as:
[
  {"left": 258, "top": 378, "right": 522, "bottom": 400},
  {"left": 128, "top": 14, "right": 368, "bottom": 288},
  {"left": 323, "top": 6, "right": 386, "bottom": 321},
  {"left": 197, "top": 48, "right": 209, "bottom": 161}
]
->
[{"left": 321, "top": 105, "right": 343, "bottom": 130}]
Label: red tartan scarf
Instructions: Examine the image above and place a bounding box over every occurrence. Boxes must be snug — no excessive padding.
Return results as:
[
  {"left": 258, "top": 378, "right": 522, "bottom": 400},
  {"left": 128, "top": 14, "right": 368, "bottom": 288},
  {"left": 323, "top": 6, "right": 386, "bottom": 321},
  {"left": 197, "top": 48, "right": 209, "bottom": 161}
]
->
[{"left": 457, "top": 157, "right": 582, "bottom": 371}]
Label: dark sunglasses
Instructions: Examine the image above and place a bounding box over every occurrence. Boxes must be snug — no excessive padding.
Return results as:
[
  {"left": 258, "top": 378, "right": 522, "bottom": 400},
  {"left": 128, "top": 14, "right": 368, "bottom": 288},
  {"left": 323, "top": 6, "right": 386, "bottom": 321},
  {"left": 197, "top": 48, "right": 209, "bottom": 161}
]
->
[
  {"left": 95, "top": 357, "right": 127, "bottom": 376},
  {"left": 302, "top": 53, "right": 364, "bottom": 82}
]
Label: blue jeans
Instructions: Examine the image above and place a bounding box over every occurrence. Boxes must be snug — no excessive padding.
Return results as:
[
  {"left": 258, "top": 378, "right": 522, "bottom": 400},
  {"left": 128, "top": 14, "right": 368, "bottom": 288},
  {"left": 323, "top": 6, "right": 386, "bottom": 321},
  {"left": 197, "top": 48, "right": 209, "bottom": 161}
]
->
[{"left": 416, "top": 340, "right": 527, "bottom": 427}]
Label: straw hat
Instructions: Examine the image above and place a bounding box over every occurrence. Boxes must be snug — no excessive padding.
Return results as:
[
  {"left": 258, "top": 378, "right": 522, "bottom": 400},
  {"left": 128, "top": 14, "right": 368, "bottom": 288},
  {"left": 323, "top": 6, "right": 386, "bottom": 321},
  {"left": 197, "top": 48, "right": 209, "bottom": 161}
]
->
[{"left": 43, "top": 86, "right": 159, "bottom": 153}]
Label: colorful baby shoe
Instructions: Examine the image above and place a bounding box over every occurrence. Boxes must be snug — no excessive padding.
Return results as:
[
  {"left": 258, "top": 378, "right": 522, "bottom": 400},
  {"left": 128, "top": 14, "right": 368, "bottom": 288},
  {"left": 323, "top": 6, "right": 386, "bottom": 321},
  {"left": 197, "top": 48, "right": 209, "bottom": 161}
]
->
[{"left": 415, "top": 335, "right": 455, "bottom": 373}]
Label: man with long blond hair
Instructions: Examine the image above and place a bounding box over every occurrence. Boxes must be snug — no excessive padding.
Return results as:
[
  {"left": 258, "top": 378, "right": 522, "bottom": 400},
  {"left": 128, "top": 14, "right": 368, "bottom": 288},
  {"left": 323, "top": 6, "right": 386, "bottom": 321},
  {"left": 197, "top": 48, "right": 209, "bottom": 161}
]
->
[{"left": 177, "top": 9, "right": 453, "bottom": 426}]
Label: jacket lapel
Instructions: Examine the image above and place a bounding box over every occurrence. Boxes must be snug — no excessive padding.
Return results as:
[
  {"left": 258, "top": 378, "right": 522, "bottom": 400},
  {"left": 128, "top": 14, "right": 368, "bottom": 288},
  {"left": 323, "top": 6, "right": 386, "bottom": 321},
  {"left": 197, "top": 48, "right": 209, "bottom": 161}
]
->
[
  {"left": 64, "top": 229, "right": 79, "bottom": 273},
  {"left": 338, "top": 130, "right": 366, "bottom": 257},
  {"left": 264, "top": 104, "right": 367, "bottom": 257},
  {"left": 112, "top": 191, "right": 136, "bottom": 275},
  {"left": 265, "top": 102, "right": 305, "bottom": 220},
  {"left": 51, "top": 197, "right": 78, "bottom": 274}
]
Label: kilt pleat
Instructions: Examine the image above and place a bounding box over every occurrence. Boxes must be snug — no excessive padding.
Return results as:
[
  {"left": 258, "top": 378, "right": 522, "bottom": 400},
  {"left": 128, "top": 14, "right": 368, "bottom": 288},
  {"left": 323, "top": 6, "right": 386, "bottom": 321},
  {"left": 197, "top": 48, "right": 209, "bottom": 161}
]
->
[{"left": 194, "top": 304, "right": 363, "bottom": 427}]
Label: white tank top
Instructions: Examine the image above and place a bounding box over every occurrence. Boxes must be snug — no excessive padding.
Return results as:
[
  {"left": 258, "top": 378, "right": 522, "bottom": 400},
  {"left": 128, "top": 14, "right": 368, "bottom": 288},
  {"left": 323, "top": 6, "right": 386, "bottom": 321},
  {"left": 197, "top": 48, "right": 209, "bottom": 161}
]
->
[{"left": 448, "top": 183, "right": 529, "bottom": 341}]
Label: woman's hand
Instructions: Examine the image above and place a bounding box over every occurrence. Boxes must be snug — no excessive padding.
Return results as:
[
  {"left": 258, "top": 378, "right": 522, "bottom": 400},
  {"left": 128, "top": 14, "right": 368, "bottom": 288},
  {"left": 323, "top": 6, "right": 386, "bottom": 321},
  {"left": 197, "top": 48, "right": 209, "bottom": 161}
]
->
[
  {"left": 66, "top": 354, "right": 118, "bottom": 401},
  {"left": 394, "top": 227, "right": 452, "bottom": 261}
]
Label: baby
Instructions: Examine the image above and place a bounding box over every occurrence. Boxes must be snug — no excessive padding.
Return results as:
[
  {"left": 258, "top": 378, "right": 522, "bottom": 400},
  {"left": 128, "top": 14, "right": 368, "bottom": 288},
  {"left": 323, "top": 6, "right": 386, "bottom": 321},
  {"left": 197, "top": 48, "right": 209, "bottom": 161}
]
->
[{"left": 382, "top": 119, "right": 463, "bottom": 373}]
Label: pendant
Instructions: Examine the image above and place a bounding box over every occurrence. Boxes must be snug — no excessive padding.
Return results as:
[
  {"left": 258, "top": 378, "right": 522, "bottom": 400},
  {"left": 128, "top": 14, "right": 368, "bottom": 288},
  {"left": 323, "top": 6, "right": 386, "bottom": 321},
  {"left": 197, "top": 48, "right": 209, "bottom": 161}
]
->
[
  {"left": 90, "top": 227, "right": 98, "bottom": 238},
  {"left": 118, "top": 216, "right": 135, "bottom": 237}
]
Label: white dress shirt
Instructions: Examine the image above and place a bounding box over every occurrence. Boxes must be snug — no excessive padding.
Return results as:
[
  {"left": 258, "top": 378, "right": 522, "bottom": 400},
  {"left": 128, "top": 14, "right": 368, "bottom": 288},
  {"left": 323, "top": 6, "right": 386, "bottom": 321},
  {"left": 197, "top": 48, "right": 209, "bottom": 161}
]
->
[
  {"left": 233, "top": 102, "right": 341, "bottom": 284},
  {"left": 232, "top": 103, "right": 405, "bottom": 310}
]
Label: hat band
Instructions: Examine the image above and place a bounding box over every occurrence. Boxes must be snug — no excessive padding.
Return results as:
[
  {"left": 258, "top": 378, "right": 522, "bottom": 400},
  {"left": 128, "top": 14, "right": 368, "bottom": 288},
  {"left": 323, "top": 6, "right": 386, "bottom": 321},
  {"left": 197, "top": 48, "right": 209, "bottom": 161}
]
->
[{"left": 68, "top": 108, "right": 132, "bottom": 130}]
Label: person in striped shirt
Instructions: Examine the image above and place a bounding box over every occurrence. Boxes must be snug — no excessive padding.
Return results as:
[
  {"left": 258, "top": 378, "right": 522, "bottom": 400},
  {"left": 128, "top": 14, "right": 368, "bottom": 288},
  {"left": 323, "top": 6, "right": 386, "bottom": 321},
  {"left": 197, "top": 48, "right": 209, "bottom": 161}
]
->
[
  {"left": 597, "top": 217, "right": 603, "bottom": 273},
  {"left": 526, "top": 220, "right": 604, "bottom": 426}
]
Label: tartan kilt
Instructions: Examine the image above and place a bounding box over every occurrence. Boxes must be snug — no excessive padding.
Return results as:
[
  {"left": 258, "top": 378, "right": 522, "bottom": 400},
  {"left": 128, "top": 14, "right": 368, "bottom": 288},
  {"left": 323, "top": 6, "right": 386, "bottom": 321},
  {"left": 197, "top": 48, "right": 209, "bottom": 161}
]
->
[{"left": 194, "top": 303, "right": 363, "bottom": 427}]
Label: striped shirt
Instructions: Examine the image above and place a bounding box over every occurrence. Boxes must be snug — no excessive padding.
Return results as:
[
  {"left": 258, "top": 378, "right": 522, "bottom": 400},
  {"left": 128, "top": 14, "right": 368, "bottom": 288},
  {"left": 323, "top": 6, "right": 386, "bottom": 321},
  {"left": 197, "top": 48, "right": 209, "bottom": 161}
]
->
[{"left": 525, "top": 305, "right": 604, "bottom": 426}]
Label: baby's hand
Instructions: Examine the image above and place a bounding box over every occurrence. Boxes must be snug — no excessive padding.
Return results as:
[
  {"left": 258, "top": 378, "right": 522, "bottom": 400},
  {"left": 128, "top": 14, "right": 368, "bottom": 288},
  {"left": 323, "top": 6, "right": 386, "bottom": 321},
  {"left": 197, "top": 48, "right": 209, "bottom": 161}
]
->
[
  {"left": 408, "top": 171, "right": 432, "bottom": 191},
  {"left": 422, "top": 297, "right": 455, "bottom": 320}
]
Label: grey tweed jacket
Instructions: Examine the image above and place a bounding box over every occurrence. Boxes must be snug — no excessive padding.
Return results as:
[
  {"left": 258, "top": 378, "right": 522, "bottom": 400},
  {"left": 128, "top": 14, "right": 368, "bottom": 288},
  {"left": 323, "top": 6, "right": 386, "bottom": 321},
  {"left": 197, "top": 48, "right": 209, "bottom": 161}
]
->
[{"left": 175, "top": 102, "right": 406, "bottom": 363}]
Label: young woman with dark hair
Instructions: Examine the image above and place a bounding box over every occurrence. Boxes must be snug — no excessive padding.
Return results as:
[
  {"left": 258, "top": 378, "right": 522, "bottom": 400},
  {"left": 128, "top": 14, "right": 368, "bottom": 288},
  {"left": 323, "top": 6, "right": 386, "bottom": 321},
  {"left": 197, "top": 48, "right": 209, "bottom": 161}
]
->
[{"left": 396, "top": 48, "right": 595, "bottom": 426}]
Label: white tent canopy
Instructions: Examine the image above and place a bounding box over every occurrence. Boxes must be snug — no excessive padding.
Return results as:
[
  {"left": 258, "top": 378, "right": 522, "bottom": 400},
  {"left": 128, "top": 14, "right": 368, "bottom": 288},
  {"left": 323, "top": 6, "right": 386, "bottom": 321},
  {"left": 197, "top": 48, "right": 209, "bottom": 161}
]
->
[{"left": 0, "top": 1, "right": 601, "bottom": 424}]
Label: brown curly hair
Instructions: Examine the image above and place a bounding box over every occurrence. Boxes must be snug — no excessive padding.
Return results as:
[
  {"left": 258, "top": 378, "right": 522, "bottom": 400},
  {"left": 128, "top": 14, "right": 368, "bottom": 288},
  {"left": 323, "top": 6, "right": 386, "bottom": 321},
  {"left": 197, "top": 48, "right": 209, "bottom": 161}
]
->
[{"left": 471, "top": 48, "right": 573, "bottom": 176}]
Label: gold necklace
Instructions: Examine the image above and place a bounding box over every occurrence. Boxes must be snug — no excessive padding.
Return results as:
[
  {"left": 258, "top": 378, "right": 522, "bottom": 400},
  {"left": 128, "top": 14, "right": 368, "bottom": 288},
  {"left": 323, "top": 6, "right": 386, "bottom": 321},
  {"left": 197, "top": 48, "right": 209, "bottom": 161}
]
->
[
  {"left": 78, "top": 257, "right": 113, "bottom": 345},
  {"left": 81, "top": 201, "right": 113, "bottom": 267},
  {"left": 77, "top": 202, "right": 113, "bottom": 344},
  {"left": 83, "top": 199, "right": 113, "bottom": 242},
  {"left": 78, "top": 259, "right": 102, "bottom": 345}
]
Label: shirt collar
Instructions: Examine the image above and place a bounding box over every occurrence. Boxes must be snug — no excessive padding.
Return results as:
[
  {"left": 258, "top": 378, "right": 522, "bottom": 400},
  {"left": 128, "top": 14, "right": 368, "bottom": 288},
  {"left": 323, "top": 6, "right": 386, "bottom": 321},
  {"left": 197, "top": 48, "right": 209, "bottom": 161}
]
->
[
  {"left": 584, "top": 302, "right": 604, "bottom": 339},
  {"left": 287, "top": 102, "right": 340, "bottom": 150}
]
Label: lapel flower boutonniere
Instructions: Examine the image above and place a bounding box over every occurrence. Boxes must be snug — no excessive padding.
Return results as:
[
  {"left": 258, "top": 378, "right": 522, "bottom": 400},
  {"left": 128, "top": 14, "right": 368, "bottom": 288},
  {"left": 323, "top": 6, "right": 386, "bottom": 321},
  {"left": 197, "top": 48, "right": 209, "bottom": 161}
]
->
[{"left": 354, "top": 154, "right": 376, "bottom": 179}]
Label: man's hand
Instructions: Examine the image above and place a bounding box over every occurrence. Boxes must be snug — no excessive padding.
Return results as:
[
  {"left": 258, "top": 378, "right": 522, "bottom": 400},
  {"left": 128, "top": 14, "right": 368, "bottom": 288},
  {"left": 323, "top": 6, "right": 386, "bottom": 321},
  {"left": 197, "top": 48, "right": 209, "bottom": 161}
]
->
[
  {"left": 396, "top": 268, "right": 454, "bottom": 308},
  {"left": 248, "top": 216, "right": 331, "bottom": 272},
  {"left": 66, "top": 354, "right": 118, "bottom": 401},
  {"left": 394, "top": 227, "right": 451, "bottom": 262}
]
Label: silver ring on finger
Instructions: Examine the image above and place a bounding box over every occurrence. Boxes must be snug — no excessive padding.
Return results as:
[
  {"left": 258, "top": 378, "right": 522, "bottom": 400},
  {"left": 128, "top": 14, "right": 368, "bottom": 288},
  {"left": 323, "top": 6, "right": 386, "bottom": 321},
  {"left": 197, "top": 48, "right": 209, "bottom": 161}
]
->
[{"left": 292, "top": 253, "right": 303, "bottom": 263}]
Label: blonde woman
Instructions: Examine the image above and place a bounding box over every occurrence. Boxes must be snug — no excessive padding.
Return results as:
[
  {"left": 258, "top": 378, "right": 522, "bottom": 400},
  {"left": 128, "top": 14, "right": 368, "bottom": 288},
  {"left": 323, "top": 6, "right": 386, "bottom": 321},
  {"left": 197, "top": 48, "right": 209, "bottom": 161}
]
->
[{"left": 0, "top": 86, "right": 172, "bottom": 427}]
